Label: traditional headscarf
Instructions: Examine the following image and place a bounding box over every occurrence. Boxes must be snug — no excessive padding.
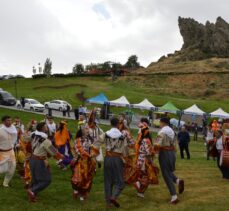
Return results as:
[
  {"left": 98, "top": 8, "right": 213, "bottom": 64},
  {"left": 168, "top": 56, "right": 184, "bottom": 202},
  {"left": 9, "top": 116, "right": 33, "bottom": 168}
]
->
[{"left": 54, "top": 121, "right": 70, "bottom": 147}]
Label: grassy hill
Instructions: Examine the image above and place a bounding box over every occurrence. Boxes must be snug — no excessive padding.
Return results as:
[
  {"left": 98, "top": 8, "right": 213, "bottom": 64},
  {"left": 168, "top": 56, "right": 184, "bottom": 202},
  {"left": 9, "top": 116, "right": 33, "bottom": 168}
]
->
[
  {"left": 125, "top": 57, "right": 229, "bottom": 103},
  {"left": 0, "top": 76, "right": 229, "bottom": 113},
  {"left": 0, "top": 107, "right": 229, "bottom": 211}
]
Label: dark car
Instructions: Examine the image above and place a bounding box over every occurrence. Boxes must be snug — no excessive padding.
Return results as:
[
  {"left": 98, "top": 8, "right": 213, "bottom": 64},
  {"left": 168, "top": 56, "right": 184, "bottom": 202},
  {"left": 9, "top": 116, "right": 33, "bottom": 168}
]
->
[{"left": 0, "top": 91, "right": 17, "bottom": 106}]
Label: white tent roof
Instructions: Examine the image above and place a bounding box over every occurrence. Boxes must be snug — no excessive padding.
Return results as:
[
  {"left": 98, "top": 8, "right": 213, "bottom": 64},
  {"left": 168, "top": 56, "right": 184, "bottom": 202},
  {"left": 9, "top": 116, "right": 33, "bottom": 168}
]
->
[
  {"left": 210, "top": 108, "right": 229, "bottom": 119},
  {"left": 109, "top": 96, "right": 130, "bottom": 107},
  {"left": 132, "top": 99, "right": 155, "bottom": 110},
  {"left": 183, "top": 104, "right": 205, "bottom": 116}
]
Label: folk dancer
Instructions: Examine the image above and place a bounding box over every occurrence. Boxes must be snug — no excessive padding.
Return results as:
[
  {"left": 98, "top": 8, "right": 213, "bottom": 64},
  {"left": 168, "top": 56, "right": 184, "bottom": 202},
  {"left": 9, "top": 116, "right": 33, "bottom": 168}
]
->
[
  {"left": 216, "top": 130, "right": 229, "bottom": 179},
  {"left": 132, "top": 118, "right": 159, "bottom": 198},
  {"left": 27, "top": 122, "right": 63, "bottom": 202},
  {"left": 46, "top": 116, "right": 56, "bottom": 144},
  {"left": 94, "top": 117, "right": 126, "bottom": 208},
  {"left": 71, "top": 125, "right": 99, "bottom": 201},
  {"left": 88, "top": 110, "right": 104, "bottom": 168},
  {"left": 154, "top": 117, "right": 184, "bottom": 204},
  {"left": 54, "top": 120, "right": 73, "bottom": 170},
  {"left": 0, "top": 116, "right": 18, "bottom": 187}
]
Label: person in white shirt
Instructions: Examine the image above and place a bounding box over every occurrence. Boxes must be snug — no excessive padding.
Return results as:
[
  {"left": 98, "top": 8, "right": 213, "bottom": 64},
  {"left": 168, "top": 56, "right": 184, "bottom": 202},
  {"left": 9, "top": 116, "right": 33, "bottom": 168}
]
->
[{"left": 0, "top": 115, "right": 18, "bottom": 187}]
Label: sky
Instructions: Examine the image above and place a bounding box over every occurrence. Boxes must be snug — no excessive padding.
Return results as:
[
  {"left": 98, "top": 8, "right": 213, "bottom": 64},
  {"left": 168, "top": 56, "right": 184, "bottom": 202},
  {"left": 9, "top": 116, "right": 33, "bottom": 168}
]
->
[{"left": 0, "top": 0, "right": 228, "bottom": 76}]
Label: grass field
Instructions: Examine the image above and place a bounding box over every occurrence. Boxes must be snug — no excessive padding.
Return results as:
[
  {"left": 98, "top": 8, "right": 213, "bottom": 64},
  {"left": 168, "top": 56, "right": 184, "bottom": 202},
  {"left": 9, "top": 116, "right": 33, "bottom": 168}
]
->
[
  {"left": 0, "top": 107, "right": 229, "bottom": 211},
  {"left": 0, "top": 77, "right": 229, "bottom": 113}
]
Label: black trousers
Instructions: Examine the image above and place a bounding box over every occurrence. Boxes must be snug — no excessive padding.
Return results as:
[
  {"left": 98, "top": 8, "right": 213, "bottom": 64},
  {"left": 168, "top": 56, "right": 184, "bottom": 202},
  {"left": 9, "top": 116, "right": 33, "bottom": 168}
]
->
[
  {"left": 217, "top": 151, "right": 229, "bottom": 179},
  {"left": 179, "top": 143, "right": 190, "bottom": 159},
  {"left": 104, "top": 156, "right": 125, "bottom": 203},
  {"left": 30, "top": 159, "right": 51, "bottom": 195},
  {"left": 159, "top": 151, "right": 177, "bottom": 196}
]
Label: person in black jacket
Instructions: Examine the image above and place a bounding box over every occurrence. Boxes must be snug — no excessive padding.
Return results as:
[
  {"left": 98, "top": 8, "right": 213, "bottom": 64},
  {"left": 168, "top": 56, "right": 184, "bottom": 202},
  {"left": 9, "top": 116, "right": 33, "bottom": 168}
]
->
[{"left": 178, "top": 126, "right": 190, "bottom": 159}]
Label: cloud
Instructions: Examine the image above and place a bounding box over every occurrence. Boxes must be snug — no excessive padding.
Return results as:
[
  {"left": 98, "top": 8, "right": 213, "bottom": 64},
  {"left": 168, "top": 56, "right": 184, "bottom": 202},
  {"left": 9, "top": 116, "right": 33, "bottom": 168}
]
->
[{"left": 0, "top": 0, "right": 228, "bottom": 76}]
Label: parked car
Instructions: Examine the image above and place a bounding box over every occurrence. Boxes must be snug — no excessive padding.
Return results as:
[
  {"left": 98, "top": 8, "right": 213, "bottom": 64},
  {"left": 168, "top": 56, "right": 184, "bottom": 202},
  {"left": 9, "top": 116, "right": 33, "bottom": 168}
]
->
[
  {"left": 0, "top": 91, "right": 17, "bottom": 106},
  {"left": 17, "top": 98, "right": 45, "bottom": 112},
  {"left": 44, "top": 100, "right": 72, "bottom": 111}
]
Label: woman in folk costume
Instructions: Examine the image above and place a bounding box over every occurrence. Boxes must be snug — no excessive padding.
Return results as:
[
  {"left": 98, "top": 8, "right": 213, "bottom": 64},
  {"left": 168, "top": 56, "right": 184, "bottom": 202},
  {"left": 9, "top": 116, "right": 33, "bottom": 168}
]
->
[
  {"left": 14, "top": 122, "right": 26, "bottom": 178},
  {"left": 131, "top": 118, "right": 159, "bottom": 198},
  {"left": 216, "top": 130, "right": 229, "bottom": 179},
  {"left": 54, "top": 120, "right": 73, "bottom": 170},
  {"left": 87, "top": 109, "right": 104, "bottom": 168},
  {"left": 71, "top": 124, "right": 99, "bottom": 201},
  {"left": 0, "top": 116, "right": 18, "bottom": 187}
]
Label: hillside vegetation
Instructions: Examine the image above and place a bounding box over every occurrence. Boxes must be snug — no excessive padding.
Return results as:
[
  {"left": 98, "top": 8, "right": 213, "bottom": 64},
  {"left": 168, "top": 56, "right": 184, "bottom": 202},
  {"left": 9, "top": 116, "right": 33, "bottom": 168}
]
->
[{"left": 0, "top": 76, "right": 229, "bottom": 113}]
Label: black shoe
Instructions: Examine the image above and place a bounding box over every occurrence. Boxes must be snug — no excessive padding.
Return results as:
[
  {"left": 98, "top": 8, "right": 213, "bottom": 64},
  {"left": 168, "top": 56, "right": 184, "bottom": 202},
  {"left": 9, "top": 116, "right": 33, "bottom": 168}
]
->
[{"left": 110, "top": 198, "right": 120, "bottom": 208}]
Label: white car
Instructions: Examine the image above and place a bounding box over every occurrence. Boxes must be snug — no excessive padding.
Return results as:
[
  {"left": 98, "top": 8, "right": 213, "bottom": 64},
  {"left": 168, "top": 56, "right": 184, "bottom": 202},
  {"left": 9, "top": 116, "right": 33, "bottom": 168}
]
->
[
  {"left": 44, "top": 100, "right": 72, "bottom": 111},
  {"left": 17, "top": 98, "right": 45, "bottom": 112}
]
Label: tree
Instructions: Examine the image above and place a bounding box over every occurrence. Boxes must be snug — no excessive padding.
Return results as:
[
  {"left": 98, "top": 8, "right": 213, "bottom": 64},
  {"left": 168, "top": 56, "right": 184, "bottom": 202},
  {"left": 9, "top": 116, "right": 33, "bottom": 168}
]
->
[
  {"left": 125, "top": 55, "right": 140, "bottom": 69},
  {"left": 43, "top": 58, "right": 52, "bottom": 76},
  {"left": 72, "top": 63, "right": 85, "bottom": 75}
]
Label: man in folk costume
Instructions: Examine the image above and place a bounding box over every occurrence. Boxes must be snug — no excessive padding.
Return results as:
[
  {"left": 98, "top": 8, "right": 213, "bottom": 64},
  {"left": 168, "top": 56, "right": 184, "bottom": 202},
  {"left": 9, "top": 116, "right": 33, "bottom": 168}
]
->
[
  {"left": 0, "top": 116, "right": 18, "bottom": 187},
  {"left": 132, "top": 118, "right": 159, "bottom": 198},
  {"left": 71, "top": 124, "right": 99, "bottom": 201},
  {"left": 27, "top": 122, "right": 64, "bottom": 202},
  {"left": 94, "top": 117, "right": 126, "bottom": 208},
  {"left": 54, "top": 120, "right": 73, "bottom": 170},
  {"left": 155, "top": 117, "right": 184, "bottom": 204}
]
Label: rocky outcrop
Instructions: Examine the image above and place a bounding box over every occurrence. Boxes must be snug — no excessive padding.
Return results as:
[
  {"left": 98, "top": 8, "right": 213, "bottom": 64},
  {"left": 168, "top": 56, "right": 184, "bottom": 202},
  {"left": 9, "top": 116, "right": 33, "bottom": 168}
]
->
[{"left": 178, "top": 16, "right": 229, "bottom": 59}]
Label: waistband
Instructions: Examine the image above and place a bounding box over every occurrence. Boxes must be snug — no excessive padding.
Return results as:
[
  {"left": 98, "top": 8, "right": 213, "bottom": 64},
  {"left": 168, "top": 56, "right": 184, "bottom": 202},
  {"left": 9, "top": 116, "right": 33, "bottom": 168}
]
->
[
  {"left": 31, "top": 154, "right": 46, "bottom": 160},
  {"left": 160, "top": 146, "right": 175, "bottom": 151},
  {"left": 0, "top": 148, "right": 12, "bottom": 152},
  {"left": 106, "top": 151, "right": 122, "bottom": 157}
]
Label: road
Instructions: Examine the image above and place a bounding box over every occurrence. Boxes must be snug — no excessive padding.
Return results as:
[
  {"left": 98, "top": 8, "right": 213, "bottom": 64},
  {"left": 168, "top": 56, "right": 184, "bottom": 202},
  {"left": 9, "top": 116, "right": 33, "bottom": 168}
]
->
[{"left": 0, "top": 104, "right": 160, "bottom": 132}]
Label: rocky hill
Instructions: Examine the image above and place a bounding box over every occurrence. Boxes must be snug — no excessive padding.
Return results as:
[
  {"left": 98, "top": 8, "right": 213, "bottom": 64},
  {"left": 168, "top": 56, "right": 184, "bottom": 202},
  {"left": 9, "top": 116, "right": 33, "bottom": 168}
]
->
[{"left": 124, "top": 17, "right": 229, "bottom": 99}]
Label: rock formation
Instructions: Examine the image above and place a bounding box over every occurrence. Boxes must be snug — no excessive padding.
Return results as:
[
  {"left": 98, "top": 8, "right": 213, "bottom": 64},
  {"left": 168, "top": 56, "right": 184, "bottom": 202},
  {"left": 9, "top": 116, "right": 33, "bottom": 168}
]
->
[{"left": 178, "top": 16, "right": 229, "bottom": 59}]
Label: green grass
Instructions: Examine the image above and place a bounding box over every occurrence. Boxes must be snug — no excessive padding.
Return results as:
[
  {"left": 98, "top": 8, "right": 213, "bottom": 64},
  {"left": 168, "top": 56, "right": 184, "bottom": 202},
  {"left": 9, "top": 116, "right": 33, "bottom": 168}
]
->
[
  {"left": 0, "top": 77, "right": 229, "bottom": 113},
  {"left": 0, "top": 107, "right": 229, "bottom": 211}
]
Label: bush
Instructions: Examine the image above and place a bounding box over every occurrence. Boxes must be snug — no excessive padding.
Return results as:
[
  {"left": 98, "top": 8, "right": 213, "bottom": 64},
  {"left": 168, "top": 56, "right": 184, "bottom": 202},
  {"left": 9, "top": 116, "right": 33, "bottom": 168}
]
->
[
  {"left": 32, "top": 74, "right": 46, "bottom": 79},
  {"left": 52, "top": 73, "right": 66, "bottom": 78}
]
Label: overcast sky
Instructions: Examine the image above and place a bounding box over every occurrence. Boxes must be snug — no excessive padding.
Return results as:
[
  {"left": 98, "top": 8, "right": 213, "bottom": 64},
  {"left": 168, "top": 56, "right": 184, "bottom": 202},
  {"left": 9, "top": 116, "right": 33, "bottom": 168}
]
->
[{"left": 0, "top": 0, "right": 228, "bottom": 76}]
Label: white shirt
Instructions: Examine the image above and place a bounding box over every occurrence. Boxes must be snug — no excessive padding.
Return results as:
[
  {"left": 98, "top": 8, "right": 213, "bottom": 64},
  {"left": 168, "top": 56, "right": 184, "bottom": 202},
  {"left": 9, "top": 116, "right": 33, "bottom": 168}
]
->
[
  {"left": 216, "top": 137, "right": 223, "bottom": 151},
  {"left": 0, "top": 125, "right": 18, "bottom": 150}
]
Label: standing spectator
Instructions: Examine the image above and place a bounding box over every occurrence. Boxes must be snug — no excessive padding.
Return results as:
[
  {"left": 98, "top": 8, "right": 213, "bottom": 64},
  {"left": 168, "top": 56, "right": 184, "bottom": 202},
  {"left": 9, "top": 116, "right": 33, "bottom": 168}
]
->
[
  {"left": 178, "top": 126, "right": 190, "bottom": 159},
  {"left": 74, "top": 108, "right": 79, "bottom": 120},
  {"left": 193, "top": 123, "right": 198, "bottom": 141},
  {"left": 66, "top": 104, "right": 71, "bottom": 117},
  {"left": 20, "top": 97, "right": 25, "bottom": 108},
  {"left": 205, "top": 126, "right": 214, "bottom": 160},
  {"left": 79, "top": 105, "right": 84, "bottom": 115}
]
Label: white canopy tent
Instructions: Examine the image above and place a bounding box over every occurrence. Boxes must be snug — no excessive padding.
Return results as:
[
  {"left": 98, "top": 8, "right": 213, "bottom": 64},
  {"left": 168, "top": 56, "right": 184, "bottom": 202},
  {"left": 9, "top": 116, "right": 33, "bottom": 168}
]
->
[
  {"left": 132, "top": 99, "right": 155, "bottom": 110},
  {"left": 183, "top": 104, "right": 205, "bottom": 116},
  {"left": 109, "top": 96, "right": 130, "bottom": 107},
  {"left": 210, "top": 108, "right": 229, "bottom": 119}
]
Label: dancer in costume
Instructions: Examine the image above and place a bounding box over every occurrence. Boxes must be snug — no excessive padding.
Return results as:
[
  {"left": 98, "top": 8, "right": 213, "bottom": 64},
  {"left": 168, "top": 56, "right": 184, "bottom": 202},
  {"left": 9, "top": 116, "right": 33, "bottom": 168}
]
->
[
  {"left": 54, "top": 120, "right": 73, "bottom": 170},
  {"left": 0, "top": 116, "right": 18, "bottom": 187},
  {"left": 216, "top": 130, "right": 229, "bottom": 179},
  {"left": 132, "top": 118, "right": 159, "bottom": 198},
  {"left": 94, "top": 117, "right": 126, "bottom": 208},
  {"left": 27, "top": 122, "right": 63, "bottom": 202},
  {"left": 46, "top": 116, "right": 56, "bottom": 143},
  {"left": 87, "top": 109, "right": 104, "bottom": 168},
  {"left": 71, "top": 124, "right": 99, "bottom": 201},
  {"left": 155, "top": 117, "right": 184, "bottom": 204}
]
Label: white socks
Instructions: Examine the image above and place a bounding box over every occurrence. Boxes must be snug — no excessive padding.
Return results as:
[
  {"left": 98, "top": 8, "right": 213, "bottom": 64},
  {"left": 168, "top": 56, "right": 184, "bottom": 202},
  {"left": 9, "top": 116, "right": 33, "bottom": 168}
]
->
[
  {"left": 176, "top": 179, "right": 180, "bottom": 185},
  {"left": 171, "top": 195, "right": 178, "bottom": 202}
]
